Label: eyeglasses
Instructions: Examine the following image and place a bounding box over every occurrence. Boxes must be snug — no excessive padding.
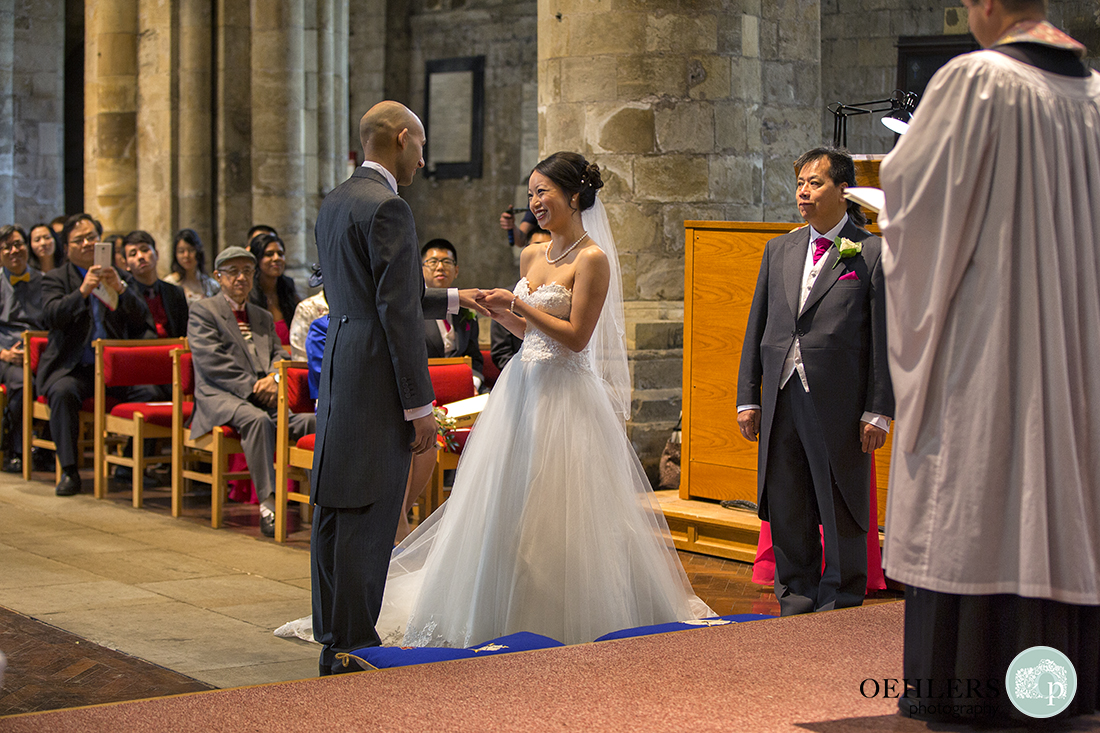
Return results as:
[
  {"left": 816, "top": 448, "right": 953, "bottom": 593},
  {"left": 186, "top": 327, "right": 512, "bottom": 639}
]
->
[
  {"left": 69, "top": 233, "right": 100, "bottom": 246},
  {"left": 423, "top": 257, "right": 456, "bottom": 269},
  {"left": 0, "top": 239, "right": 26, "bottom": 252},
  {"left": 217, "top": 267, "right": 255, "bottom": 280}
]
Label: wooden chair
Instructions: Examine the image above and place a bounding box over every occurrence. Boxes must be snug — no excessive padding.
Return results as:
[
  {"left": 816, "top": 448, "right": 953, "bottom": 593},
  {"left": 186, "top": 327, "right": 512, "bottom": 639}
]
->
[
  {"left": 93, "top": 338, "right": 187, "bottom": 504},
  {"left": 419, "top": 356, "right": 476, "bottom": 519},
  {"left": 22, "top": 330, "right": 96, "bottom": 483},
  {"left": 273, "top": 359, "right": 314, "bottom": 543},
  {"left": 170, "top": 347, "right": 248, "bottom": 527}
]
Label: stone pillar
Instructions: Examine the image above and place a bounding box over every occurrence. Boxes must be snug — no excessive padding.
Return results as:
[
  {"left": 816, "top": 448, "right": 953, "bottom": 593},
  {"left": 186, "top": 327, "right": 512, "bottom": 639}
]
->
[
  {"left": 251, "top": 0, "right": 306, "bottom": 274},
  {"left": 177, "top": 0, "right": 214, "bottom": 257},
  {"left": 215, "top": 0, "right": 252, "bottom": 252},
  {"left": 136, "top": 0, "right": 177, "bottom": 256},
  {"left": 10, "top": 0, "right": 65, "bottom": 225},
  {"left": 349, "top": 0, "right": 387, "bottom": 149},
  {"left": 85, "top": 0, "right": 139, "bottom": 233},
  {"left": 0, "top": 0, "right": 14, "bottom": 225},
  {"left": 538, "top": 0, "right": 821, "bottom": 479}
]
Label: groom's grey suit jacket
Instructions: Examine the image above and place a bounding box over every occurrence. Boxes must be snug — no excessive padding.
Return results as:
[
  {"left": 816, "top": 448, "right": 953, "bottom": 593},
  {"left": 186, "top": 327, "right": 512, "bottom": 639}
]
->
[
  {"left": 311, "top": 166, "right": 448, "bottom": 508},
  {"left": 737, "top": 219, "right": 893, "bottom": 530}
]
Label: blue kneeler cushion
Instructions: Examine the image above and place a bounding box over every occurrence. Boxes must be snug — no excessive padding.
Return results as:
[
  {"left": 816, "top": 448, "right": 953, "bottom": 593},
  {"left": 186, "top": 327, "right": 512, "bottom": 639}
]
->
[
  {"left": 338, "top": 615, "right": 771, "bottom": 671},
  {"left": 593, "top": 614, "right": 771, "bottom": 642},
  {"left": 341, "top": 632, "right": 564, "bottom": 671}
]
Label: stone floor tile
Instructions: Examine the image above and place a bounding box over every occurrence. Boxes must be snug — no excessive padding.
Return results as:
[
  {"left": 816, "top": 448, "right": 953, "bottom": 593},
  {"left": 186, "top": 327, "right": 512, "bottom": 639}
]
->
[
  {"left": 1, "top": 579, "right": 169, "bottom": 615},
  {"left": 136, "top": 575, "right": 310, "bottom": 610},
  {"left": 64, "top": 549, "right": 237, "bottom": 585},
  {"left": 3, "top": 526, "right": 154, "bottom": 558},
  {"left": 0, "top": 549, "right": 104, "bottom": 590},
  {"left": 188, "top": 656, "right": 320, "bottom": 688},
  {"left": 214, "top": 598, "right": 313, "bottom": 631}
]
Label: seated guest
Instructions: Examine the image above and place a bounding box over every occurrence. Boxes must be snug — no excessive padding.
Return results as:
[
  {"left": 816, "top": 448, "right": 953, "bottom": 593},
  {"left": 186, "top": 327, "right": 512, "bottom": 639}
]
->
[
  {"left": 188, "top": 246, "right": 315, "bottom": 537},
  {"left": 247, "top": 224, "right": 277, "bottom": 247},
  {"left": 122, "top": 230, "right": 189, "bottom": 340},
  {"left": 49, "top": 216, "right": 65, "bottom": 237},
  {"left": 421, "top": 239, "right": 483, "bottom": 391},
  {"left": 489, "top": 228, "right": 550, "bottom": 372},
  {"left": 27, "top": 223, "right": 64, "bottom": 273},
  {"left": 164, "top": 228, "right": 219, "bottom": 304},
  {"left": 249, "top": 233, "right": 300, "bottom": 346},
  {"left": 0, "top": 225, "right": 44, "bottom": 473},
  {"left": 305, "top": 313, "right": 328, "bottom": 400},
  {"left": 289, "top": 264, "right": 327, "bottom": 361},
  {"left": 40, "top": 213, "right": 158, "bottom": 496}
]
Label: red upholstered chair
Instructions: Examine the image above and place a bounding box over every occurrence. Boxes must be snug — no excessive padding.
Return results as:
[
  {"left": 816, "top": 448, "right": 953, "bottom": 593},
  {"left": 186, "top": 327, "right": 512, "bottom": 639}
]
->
[
  {"left": 480, "top": 348, "right": 500, "bottom": 389},
  {"left": 22, "top": 330, "right": 96, "bottom": 483},
  {"left": 273, "top": 359, "right": 314, "bottom": 543},
  {"left": 170, "top": 347, "right": 247, "bottom": 527},
  {"left": 419, "top": 357, "right": 476, "bottom": 519},
  {"left": 93, "top": 338, "right": 187, "bottom": 504}
]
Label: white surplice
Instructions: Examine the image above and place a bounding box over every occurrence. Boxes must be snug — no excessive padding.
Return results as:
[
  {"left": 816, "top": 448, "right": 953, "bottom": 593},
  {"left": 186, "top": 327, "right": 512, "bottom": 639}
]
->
[{"left": 878, "top": 50, "right": 1100, "bottom": 604}]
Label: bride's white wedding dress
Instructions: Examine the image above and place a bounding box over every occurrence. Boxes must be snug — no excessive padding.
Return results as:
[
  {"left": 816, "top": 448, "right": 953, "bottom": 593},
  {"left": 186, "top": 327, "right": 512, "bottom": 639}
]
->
[{"left": 375, "top": 276, "right": 712, "bottom": 648}]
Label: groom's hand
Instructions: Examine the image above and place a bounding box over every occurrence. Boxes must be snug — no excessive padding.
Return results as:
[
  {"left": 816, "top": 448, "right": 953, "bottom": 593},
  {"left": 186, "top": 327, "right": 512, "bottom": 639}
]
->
[
  {"left": 410, "top": 413, "right": 437, "bottom": 455},
  {"left": 458, "top": 288, "right": 490, "bottom": 317}
]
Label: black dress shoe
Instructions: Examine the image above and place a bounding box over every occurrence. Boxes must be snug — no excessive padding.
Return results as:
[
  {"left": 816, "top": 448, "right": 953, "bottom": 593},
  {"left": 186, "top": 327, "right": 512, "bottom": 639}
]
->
[
  {"left": 56, "top": 472, "right": 82, "bottom": 496},
  {"left": 2, "top": 456, "right": 22, "bottom": 474},
  {"left": 260, "top": 512, "right": 275, "bottom": 538}
]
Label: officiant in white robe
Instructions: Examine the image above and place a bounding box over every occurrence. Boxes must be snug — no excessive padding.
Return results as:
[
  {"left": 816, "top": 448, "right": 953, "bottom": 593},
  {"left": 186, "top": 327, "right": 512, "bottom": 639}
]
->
[{"left": 878, "top": 1, "right": 1100, "bottom": 724}]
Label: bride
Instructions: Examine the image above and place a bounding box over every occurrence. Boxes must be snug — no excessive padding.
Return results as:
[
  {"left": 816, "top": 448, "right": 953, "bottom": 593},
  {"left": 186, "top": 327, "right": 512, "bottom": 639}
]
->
[{"left": 375, "top": 152, "right": 712, "bottom": 647}]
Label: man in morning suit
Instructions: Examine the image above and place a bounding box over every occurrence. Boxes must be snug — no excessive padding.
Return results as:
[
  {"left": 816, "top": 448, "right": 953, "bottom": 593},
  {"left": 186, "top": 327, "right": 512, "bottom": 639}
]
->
[
  {"left": 737, "top": 147, "right": 893, "bottom": 616},
  {"left": 310, "top": 101, "right": 486, "bottom": 675},
  {"left": 0, "top": 226, "right": 44, "bottom": 474},
  {"left": 39, "top": 213, "right": 158, "bottom": 496},
  {"left": 187, "top": 246, "right": 315, "bottom": 538},
  {"left": 421, "top": 238, "right": 484, "bottom": 391},
  {"left": 122, "top": 230, "right": 189, "bottom": 341}
]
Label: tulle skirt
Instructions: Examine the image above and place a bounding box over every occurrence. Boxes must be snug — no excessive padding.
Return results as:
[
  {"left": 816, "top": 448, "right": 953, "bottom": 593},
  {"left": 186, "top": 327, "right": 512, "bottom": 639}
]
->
[{"left": 376, "top": 350, "right": 711, "bottom": 648}]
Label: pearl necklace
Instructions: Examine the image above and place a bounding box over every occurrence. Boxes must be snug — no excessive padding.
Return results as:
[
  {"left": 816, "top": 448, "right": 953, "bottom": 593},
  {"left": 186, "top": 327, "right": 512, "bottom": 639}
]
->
[{"left": 545, "top": 232, "right": 588, "bottom": 264}]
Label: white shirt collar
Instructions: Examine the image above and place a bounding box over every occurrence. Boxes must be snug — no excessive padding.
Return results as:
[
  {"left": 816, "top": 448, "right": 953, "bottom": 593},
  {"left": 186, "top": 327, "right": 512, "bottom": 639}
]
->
[
  {"left": 361, "top": 161, "right": 398, "bottom": 194},
  {"left": 808, "top": 213, "right": 849, "bottom": 246},
  {"left": 222, "top": 291, "right": 248, "bottom": 312}
]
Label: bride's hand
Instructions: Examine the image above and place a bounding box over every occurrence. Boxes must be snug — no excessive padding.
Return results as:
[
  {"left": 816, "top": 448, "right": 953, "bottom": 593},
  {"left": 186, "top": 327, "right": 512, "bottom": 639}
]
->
[{"left": 481, "top": 288, "right": 517, "bottom": 316}]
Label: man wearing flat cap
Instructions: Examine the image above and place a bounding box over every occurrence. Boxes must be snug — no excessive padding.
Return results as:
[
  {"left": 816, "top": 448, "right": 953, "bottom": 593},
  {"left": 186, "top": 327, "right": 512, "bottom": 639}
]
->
[{"left": 187, "top": 246, "right": 315, "bottom": 537}]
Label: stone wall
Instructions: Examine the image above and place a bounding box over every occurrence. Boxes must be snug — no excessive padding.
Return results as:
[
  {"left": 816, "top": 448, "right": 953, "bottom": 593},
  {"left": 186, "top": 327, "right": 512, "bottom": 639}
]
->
[{"left": 0, "top": 0, "right": 65, "bottom": 227}]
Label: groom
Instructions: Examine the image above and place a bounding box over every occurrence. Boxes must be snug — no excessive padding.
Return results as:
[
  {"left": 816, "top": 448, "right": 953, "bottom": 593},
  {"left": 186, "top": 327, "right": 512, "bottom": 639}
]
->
[{"left": 310, "top": 100, "right": 485, "bottom": 675}]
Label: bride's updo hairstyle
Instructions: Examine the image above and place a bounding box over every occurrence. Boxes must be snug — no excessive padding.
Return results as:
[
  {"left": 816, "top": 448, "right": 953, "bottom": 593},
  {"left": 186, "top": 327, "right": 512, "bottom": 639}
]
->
[{"left": 534, "top": 152, "right": 604, "bottom": 213}]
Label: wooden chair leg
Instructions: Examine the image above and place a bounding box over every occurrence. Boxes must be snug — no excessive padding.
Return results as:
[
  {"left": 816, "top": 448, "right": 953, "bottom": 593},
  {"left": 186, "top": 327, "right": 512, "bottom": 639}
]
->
[
  {"left": 132, "top": 418, "right": 145, "bottom": 509},
  {"left": 211, "top": 429, "right": 225, "bottom": 529}
]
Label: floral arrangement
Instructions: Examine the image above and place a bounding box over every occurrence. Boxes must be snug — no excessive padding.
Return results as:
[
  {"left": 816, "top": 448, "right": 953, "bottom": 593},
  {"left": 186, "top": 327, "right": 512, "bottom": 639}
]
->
[{"left": 433, "top": 405, "right": 459, "bottom": 452}]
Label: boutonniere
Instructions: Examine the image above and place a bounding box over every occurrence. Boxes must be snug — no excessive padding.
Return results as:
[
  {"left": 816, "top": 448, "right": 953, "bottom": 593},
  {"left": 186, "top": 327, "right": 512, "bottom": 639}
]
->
[{"left": 831, "top": 236, "right": 862, "bottom": 269}]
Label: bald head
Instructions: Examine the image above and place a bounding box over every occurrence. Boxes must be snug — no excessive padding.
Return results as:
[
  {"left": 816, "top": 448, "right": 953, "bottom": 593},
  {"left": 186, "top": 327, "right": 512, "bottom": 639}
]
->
[{"left": 360, "top": 101, "right": 421, "bottom": 153}]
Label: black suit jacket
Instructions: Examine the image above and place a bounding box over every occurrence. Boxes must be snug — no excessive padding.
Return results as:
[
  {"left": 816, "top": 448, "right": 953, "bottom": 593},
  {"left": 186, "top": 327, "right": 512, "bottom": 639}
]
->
[
  {"left": 424, "top": 312, "right": 483, "bottom": 382},
  {"left": 737, "top": 220, "right": 894, "bottom": 530},
  {"left": 311, "top": 166, "right": 448, "bottom": 508},
  {"left": 38, "top": 262, "right": 154, "bottom": 394},
  {"left": 130, "top": 277, "right": 190, "bottom": 339}
]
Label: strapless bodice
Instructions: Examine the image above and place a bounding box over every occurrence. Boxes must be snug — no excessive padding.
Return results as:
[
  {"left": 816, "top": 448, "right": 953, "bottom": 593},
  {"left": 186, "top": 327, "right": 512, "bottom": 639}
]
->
[{"left": 516, "top": 278, "right": 591, "bottom": 374}]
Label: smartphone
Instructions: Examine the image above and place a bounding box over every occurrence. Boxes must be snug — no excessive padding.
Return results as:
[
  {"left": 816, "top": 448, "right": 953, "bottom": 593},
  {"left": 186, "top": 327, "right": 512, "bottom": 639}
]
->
[{"left": 93, "top": 241, "right": 114, "bottom": 270}]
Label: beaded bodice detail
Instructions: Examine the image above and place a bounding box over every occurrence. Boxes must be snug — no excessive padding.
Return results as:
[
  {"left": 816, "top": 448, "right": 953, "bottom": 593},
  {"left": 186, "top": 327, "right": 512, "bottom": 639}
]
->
[{"left": 516, "top": 278, "right": 592, "bottom": 374}]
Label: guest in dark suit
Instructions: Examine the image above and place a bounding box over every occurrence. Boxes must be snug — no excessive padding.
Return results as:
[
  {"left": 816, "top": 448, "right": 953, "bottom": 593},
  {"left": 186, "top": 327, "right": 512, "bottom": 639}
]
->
[
  {"left": 121, "top": 230, "right": 189, "bottom": 340},
  {"left": 737, "top": 147, "right": 893, "bottom": 616},
  {"left": 421, "top": 238, "right": 483, "bottom": 390},
  {"left": 310, "top": 101, "right": 486, "bottom": 675},
  {"left": 40, "top": 213, "right": 159, "bottom": 496},
  {"left": 187, "top": 246, "right": 315, "bottom": 538},
  {"left": 0, "top": 225, "right": 44, "bottom": 474}
]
